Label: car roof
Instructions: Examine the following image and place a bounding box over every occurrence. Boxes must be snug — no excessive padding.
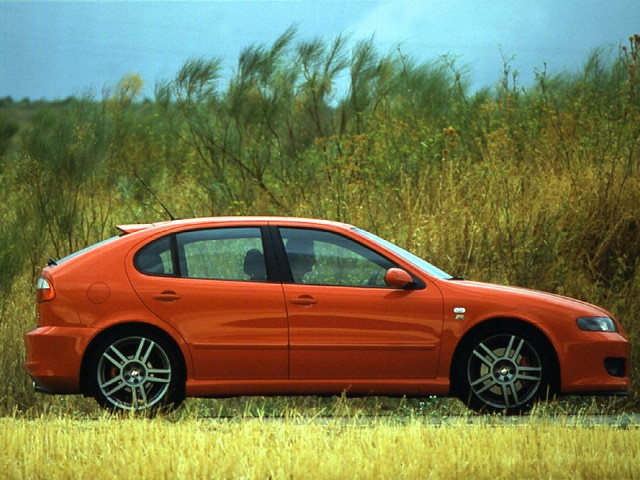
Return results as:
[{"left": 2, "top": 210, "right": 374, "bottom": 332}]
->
[{"left": 116, "top": 217, "right": 355, "bottom": 235}]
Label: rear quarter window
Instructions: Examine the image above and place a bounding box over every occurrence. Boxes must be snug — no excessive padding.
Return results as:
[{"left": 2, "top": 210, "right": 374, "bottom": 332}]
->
[{"left": 134, "top": 236, "right": 174, "bottom": 276}]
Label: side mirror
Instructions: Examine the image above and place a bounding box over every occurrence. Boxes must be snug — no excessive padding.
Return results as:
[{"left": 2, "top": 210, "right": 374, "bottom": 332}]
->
[{"left": 384, "top": 268, "right": 414, "bottom": 289}]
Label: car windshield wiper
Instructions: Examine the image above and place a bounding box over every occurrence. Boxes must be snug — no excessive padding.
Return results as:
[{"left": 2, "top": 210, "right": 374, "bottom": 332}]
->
[{"left": 449, "top": 275, "right": 465, "bottom": 280}]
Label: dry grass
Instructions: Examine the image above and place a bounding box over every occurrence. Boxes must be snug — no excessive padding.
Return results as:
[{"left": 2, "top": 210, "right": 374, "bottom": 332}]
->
[{"left": 0, "top": 413, "right": 638, "bottom": 479}]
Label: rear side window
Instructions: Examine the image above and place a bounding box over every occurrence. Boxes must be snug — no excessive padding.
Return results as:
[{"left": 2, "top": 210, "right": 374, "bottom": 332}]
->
[
  {"left": 134, "top": 228, "right": 266, "bottom": 282},
  {"left": 176, "top": 227, "right": 265, "bottom": 281},
  {"left": 134, "top": 236, "right": 174, "bottom": 276}
]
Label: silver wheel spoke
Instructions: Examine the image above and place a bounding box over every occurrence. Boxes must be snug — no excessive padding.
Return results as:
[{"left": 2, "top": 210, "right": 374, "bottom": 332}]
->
[
  {"left": 109, "top": 345, "right": 129, "bottom": 363},
  {"left": 505, "top": 336, "right": 516, "bottom": 358},
  {"left": 517, "top": 366, "right": 542, "bottom": 382},
  {"left": 102, "top": 377, "right": 127, "bottom": 397},
  {"left": 475, "top": 378, "right": 499, "bottom": 395},
  {"left": 135, "top": 385, "right": 148, "bottom": 407},
  {"left": 100, "top": 375, "right": 123, "bottom": 390},
  {"left": 472, "top": 344, "right": 498, "bottom": 368},
  {"left": 508, "top": 383, "right": 520, "bottom": 406},
  {"left": 472, "top": 351, "right": 493, "bottom": 368},
  {"left": 140, "top": 340, "right": 156, "bottom": 364},
  {"left": 470, "top": 372, "right": 493, "bottom": 387},
  {"left": 147, "top": 367, "right": 171, "bottom": 379},
  {"left": 146, "top": 376, "right": 171, "bottom": 384},
  {"left": 510, "top": 338, "right": 525, "bottom": 361},
  {"left": 134, "top": 338, "right": 147, "bottom": 362},
  {"left": 102, "top": 353, "right": 121, "bottom": 368},
  {"left": 501, "top": 384, "right": 511, "bottom": 407},
  {"left": 104, "top": 346, "right": 128, "bottom": 367},
  {"left": 518, "top": 365, "right": 541, "bottom": 373},
  {"left": 131, "top": 382, "right": 138, "bottom": 406},
  {"left": 516, "top": 372, "right": 542, "bottom": 382},
  {"left": 478, "top": 342, "right": 499, "bottom": 361}
]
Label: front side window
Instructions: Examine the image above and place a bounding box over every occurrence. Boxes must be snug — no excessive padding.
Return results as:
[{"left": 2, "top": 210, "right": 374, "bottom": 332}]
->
[
  {"left": 279, "top": 228, "right": 394, "bottom": 287},
  {"left": 176, "top": 227, "right": 266, "bottom": 281}
]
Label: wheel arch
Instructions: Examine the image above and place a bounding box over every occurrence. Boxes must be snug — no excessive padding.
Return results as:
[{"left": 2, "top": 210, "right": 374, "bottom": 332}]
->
[
  {"left": 79, "top": 321, "right": 188, "bottom": 398},
  {"left": 449, "top": 317, "right": 561, "bottom": 396}
]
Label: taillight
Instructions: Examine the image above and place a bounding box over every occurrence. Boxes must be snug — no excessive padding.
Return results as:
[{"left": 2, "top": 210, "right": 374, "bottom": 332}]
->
[{"left": 36, "top": 276, "right": 56, "bottom": 302}]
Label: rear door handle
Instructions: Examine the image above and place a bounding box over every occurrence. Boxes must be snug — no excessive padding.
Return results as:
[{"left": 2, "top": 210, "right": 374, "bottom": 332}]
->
[
  {"left": 152, "top": 290, "right": 181, "bottom": 302},
  {"left": 290, "top": 295, "right": 318, "bottom": 306}
]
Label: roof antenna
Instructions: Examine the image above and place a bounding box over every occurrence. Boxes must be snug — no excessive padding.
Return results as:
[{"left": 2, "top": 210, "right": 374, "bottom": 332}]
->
[{"left": 134, "top": 172, "right": 176, "bottom": 221}]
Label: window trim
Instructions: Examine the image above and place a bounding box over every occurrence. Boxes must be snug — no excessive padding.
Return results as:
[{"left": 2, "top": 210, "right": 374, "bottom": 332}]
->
[{"left": 170, "top": 234, "right": 182, "bottom": 277}]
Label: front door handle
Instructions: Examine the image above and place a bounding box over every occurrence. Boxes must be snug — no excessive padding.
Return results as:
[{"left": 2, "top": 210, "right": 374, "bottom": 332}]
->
[
  {"left": 152, "top": 290, "right": 181, "bottom": 302},
  {"left": 290, "top": 295, "right": 318, "bottom": 306}
]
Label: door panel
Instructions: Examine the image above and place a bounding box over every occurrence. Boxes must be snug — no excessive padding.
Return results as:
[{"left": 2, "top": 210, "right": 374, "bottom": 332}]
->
[
  {"left": 278, "top": 227, "right": 444, "bottom": 379},
  {"left": 131, "top": 277, "right": 288, "bottom": 380},
  {"left": 126, "top": 227, "right": 288, "bottom": 380},
  {"left": 285, "top": 283, "right": 442, "bottom": 379}
]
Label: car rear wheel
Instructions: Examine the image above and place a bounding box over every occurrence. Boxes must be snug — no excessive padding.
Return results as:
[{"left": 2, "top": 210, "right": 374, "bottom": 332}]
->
[
  {"left": 454, "top": 327, "right": 555, "bottom": 414},
  {"left": 87, "top": 330, "right": 184, "bottom": 413}
]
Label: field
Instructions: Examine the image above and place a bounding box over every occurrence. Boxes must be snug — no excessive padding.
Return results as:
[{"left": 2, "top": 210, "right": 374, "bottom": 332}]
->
[{"left": 1, "top": 411, "right": 639, "bottom": 479}]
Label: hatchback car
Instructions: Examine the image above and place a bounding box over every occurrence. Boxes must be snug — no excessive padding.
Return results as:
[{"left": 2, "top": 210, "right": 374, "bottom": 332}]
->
[{"left": 25, "top": 217, "right": 631, "bottom": 413}]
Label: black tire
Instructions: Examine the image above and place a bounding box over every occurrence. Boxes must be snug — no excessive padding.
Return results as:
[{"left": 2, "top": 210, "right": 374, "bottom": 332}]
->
[
  {"left": 453, "top": 325, "right": 556, "bottom": 414},
  {"left": 86, "top": 328, "right": 185, "bottom": 413}
]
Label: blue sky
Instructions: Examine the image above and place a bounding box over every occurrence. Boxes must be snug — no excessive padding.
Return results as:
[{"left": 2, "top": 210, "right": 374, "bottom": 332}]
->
[{"left": 1, "top": 0, "right": 639, "bottom": 100}]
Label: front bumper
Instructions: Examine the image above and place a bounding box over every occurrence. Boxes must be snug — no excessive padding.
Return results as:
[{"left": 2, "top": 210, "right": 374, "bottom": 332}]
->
[
  {"left": 560, "top": 333, "right": 631, "bottom": 394},
  {"left": 24, "top": 326, "right": 97, "bottom": 394}
]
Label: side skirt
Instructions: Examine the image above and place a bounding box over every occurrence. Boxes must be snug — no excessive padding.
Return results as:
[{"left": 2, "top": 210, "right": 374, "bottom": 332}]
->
[{"left": 185, "top": 378, "right": 450, "bottom": 398}]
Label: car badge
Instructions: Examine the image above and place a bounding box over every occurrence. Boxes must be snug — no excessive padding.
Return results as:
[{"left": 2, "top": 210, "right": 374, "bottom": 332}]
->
[{"left": 453, "top": 307, "right": 466, "bottom": 320}]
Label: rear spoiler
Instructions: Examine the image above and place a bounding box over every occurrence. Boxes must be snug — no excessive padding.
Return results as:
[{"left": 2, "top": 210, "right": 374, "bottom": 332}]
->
[{"left": 116, "top": 224, "right": 154, "bottom": 235}]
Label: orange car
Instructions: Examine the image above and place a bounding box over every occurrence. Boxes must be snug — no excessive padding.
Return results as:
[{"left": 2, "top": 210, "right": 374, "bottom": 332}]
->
[{"left": 24, "top": 217, "right": 631, "bottom": 413}]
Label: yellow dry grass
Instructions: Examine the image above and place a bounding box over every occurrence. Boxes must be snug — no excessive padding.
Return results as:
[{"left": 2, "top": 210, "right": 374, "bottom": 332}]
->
[{"left": 1, "top": 415, "right": 638, "bottom": 479}]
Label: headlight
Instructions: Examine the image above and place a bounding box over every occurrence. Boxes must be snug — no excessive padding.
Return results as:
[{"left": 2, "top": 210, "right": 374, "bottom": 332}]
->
[{"left": 577, "top": 316, "right": 617, "bottom": 332}]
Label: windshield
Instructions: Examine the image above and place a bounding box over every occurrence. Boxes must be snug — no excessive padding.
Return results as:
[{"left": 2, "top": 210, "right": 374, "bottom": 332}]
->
[{"left": 354, "top": 228, "right": 452, "bottom": 280}]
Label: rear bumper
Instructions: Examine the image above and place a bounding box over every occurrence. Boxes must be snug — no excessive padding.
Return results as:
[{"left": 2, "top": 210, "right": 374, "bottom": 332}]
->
[
  {"left": 31, "top": 380, "right": 56, "bottom": 395},
  {"left": 24, "top": 326, "right": 97, "bottom": 394}
]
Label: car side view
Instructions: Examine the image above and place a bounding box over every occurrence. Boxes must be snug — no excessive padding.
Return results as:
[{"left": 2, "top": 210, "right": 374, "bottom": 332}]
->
[{"left": 24, "top": 217, "right": 631, "bottom": 413}]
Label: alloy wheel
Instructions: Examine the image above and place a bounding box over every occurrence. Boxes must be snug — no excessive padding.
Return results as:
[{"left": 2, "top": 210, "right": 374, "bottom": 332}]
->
[
  {"left": 466, "top": 334, "right": 543, "bottom": 410},
  {"left": 96, "top": 336, "right": 172, "bottom": 411}
]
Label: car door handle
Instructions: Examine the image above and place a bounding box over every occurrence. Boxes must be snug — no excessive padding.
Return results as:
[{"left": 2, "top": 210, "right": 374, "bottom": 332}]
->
[
  {"left": 152, "top": 291, "right": 181, "bottom": 302},
  {"left": 290, "top": 295, "right": 318, "bottom": 306}
]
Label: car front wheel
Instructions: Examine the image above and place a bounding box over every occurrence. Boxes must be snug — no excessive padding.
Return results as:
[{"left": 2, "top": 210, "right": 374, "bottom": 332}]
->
[
  {"left": 87, "top": 330, "right": 184, "bottom": 413},
  {"left": 454, "top": 327, "right": 555, "bottom": 414}
]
